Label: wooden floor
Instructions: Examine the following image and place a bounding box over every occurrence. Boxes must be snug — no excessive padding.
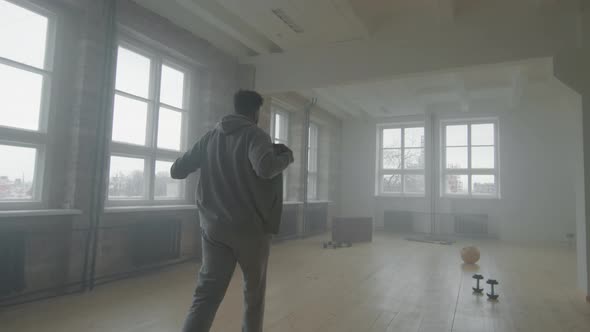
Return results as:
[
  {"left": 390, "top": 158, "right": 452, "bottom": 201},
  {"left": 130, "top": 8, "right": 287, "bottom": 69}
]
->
[{"left": 1, "top": 233, "right": 589, "bottom": 332}]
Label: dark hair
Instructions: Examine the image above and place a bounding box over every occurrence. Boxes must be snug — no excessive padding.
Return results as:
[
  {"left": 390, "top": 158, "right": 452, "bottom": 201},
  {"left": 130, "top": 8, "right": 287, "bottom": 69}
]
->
[{"left": 234, "top": 90, "right": 263, "bottom": 116}]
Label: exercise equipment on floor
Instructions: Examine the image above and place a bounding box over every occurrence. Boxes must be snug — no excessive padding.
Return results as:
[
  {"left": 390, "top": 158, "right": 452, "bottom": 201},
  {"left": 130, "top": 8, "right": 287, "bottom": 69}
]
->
[
  {"left": 322, "top": 241, "right": 352, "bottom": 249},
  {"left": 472, "top": 274, "right": 484, "bottom": 294},
  {"left": 486, "top": 279, "right": 499, "bottom": 300}
]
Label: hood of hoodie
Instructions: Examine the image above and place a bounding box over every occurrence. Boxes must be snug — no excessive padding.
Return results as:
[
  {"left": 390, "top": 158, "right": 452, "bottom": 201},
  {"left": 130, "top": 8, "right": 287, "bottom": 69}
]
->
[{"left": 217, "top": 114, "right": 256, "bottom": 135}]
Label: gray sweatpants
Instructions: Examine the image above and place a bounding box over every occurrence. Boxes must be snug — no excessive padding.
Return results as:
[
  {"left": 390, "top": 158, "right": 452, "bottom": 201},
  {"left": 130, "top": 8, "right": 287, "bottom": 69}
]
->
[{"left": 182, "top": 227, "right": 271, "bottom": 332}]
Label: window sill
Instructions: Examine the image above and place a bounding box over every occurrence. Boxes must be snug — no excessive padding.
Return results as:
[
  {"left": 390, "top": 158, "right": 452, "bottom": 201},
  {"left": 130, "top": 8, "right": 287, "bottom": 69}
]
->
[
  {"left": 441, "top": 195, "right": 500, "bottom": 200},
  {"left": 376, "top": 194, "right": 426, "bottom": 198},
  {"left": 306, "top": 200, "right": 332, "bottom": 204},
  {"left": 0, "top": 209, "right": 83, "bottom": 218},
  {"left": 104, "top": 205, "right": 199, "bottom": 214},
  {"left": 284, "top": 201, "right": 303, "bottom": 205}
]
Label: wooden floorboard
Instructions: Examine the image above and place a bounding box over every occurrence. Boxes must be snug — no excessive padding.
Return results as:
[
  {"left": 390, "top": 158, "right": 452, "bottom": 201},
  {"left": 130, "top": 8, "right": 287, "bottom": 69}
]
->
[{"left": 0, "top": 233, "right": 588, "bottom": 332}]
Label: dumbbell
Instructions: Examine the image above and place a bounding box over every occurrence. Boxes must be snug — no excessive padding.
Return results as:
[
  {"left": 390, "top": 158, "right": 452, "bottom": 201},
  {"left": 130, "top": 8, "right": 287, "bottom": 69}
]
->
[
  {"left": 486, "top": 279, "right": 499, "bottom": 300},
  {"left": 472, "top": 274, "right": 484, "bottom": 294}
]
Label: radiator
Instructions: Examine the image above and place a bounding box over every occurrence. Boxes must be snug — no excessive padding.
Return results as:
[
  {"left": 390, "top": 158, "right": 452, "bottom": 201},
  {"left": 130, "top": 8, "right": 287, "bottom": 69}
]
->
[
  {"left": 0, "top": 231, "right": 26, "bottom": 296},
  {"left": 304, "top": 203, "right": 328, "bottom": 235},
  {"left": 130, "top": 220, "right": 181, "bottom": 267},
  {"left": 454, "top": 214, "right": 488, "bottom": 235},
  {"left": 384, "top": 210, "right": 413, "bottom": 232},
  {"left": 277, "top": 205, "right": 298, "bottom": 239}
]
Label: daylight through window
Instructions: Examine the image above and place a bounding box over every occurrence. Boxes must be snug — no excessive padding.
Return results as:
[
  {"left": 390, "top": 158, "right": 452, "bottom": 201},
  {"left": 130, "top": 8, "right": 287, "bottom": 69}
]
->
[
  {"left": 307, "top": 123, "right": 319, "bottom": 200},
  {"left": 0, "top": 0, "right": 53, "bottom": 202},
  {"left": 271, "top": 110, "right": 289, "bottom": 199},
  {"left": 443, "top": 121, "right": 498, "bottom": 196},
  {"left": 108, "top": 43, "right": 188, "bottom": 203},
  {"left": 377, "top": 125, "right": 426, "bottom": 195}
]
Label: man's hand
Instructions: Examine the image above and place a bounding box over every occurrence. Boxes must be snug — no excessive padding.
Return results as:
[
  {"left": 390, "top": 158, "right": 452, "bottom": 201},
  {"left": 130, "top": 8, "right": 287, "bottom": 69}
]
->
[{"left": 273, "top": 144, "right": 295, "bottom": 164}]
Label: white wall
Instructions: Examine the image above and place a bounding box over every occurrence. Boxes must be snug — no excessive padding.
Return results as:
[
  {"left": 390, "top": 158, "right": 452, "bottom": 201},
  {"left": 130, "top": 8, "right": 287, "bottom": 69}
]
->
[{"left": 340, "top": 81, "right": 583, "bottom": 243}]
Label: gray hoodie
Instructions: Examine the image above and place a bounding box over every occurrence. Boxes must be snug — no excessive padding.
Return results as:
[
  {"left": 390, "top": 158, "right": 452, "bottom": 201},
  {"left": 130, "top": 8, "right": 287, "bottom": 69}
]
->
[{"left": 171, "top": 114, "right": 292, "bottom": 234}]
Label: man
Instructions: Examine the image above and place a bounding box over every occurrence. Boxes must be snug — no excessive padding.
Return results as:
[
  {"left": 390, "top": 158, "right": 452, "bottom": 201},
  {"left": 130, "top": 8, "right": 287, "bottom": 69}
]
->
[{"left": 171, "top": 90, "right": 294, "bottom": 332}]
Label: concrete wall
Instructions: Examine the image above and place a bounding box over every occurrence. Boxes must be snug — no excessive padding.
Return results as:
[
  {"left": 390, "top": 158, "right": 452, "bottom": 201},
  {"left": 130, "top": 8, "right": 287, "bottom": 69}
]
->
[
  {"left": 0, "top": 0, "right": 252, "bottom": 302},
  {"left": 340, "top": 81, "right": 583, "bottom": 243}
]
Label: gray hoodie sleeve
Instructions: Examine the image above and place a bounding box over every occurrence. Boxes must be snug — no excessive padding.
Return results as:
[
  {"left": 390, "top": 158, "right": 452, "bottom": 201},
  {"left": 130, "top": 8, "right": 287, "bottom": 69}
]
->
[
  {"left": 248, "top": 130, "right": 292, "bottom": 179},
  {"left": 171, "top": 131, "right": 211, "bottom": 179}
]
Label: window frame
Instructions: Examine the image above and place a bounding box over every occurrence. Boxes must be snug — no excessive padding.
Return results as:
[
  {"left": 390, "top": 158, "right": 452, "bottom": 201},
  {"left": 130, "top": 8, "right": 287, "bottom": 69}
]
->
[
  {"left": 0, "top": 0, "right": 57, "bottom": 208},
  {"left": 107, "top": 38, "right": 190, "bottom": 206},
  {"left": 376, "top": 122, "right": 426, "bottom": 197},
  {"left": 270, "top": 108, "right": 289, "bottom": 200},
  {"left": 307, "top": 122, "right": 319, "bottom": 201},
  {"left": 441, "top": 118, "right": 500, "bottom": 199}
]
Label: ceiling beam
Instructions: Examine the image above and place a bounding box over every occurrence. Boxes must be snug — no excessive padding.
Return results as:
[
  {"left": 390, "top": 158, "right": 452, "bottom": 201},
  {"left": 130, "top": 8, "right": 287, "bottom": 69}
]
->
[
  {"left": 173, "top": 0, "right": 277, "bottom": 55},
  {"left": 312, "top": 88, "right": 371, "bottom": 118},
  {"left": 298, "top": 90, "right": 354, "bottom": 119},
  {"left": 242, "top": 8, "right": 578, "bottom": 92}
]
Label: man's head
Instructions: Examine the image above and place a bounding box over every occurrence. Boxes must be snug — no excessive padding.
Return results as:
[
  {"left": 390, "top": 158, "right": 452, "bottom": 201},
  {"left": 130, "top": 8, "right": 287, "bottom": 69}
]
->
[{"left": 234, "top": 90, "right": 263, "bottom": 123}]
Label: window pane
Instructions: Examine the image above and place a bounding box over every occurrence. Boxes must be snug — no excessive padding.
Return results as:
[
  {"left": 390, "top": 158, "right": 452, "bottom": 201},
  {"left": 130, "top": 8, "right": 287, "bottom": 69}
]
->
[
  {"left": 0, "top": 145, "right": 36, "bottom": 200},
  {"left": 273, "top": 113, "right": 280, "bottom": 141},
  {"left": 405, "top": 127, "right": 424, "bottom": 147},
  {"left": 115, "top": 47, "right": 151, "bottom": 98},
  {"left": 383, "top": 149, "right": 401, "bottom": 169},
  {"left": 308, "top": 124, "right": 318, "bottom": 172},
  {"left": 108, "top": 156, "right": 145, "bottom": 199},
  {"left": 112, "top": 95, "right": 148, "bottom": 145},
  {"left": 160, "top": 65, "right": 184, "bottom": 108},
  {"left": 404, "top": 174, "right": 424, "bottom": 193},
  {"left": 472, "top": 123, "right": 494, "bottom": 146},
  {"left": 158, "top": 107, "right": 182, "bottom": 151},
  {"left": 472, "top": 175, "right": 496, "bottom": 195},
  {"left": 446, "top": 125, "right": 467, "bottom": 146},
  {"left": 383, "top": 128, "right": 401, "bottom": 148},
  {"left": 382, "top": 174, "right": 402, "bottom": 193},
  {"left": 155, "top": 160, "right": 182, "bottom": 199},
  {"left": 307, "top": 174, "right": 317, "bottom": 200},
  {"left": 308, "top": 148, "right": 318, "bottom": 172},
  {"left": 308, "top": 124, "right": 318, "bottom": 148},
  {"left": 446, "top": 147, "right": 468, "bottom": 169},
  {"left": 471, "top": 146, "right": 494, "bottom": 169},
  {"left": 0, "top": 0, "right": 48, "bottom": 68},
  {"left": 273, "top": 113, "right": 288, "bottom": 142},
  {"left": 446, "top": 174, "right": 468, "bottom": 195},
  {"left": 0, "top": 64, "right": 43, "bottom": 131},
  {"left": 404, "top": 148, "right": 425, "bottom": 169}
]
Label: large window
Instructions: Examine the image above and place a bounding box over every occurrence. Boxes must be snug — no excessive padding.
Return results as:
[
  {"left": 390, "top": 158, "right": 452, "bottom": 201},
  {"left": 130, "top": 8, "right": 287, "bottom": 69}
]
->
[
  {"left": 307, "top": 123, "right": 319, "bottom": 200},
  {"left": 377, "top": 124, "right": 425, "bottom": 195},
  {"left": 108, "top": 43, "right": 188, "bottom": 204},
  {"left": 270, "top": 110, "right": 289, "bottom": 199},
  {"left": 270, "top": 111, "right": 288, "bottom": 145},
  {"left": 0, "top": 0, "right": 54, "bottom": 203},
  {"left": 442, "top": 121, "right": 498, "bottom": 197}
]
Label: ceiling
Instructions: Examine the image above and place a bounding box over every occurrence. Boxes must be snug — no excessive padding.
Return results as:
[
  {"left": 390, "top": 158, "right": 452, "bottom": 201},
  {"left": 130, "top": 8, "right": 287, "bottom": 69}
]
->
[
  {"left": 298, "top": 58, "right": 557, "bottom": 118},
  {"left": 132, "top": 0, "right": 581, "bottom": 57}
]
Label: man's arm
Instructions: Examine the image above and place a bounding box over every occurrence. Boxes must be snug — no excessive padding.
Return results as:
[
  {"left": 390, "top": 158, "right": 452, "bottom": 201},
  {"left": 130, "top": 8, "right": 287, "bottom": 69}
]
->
[
  {"left": 248, "top": 131, "right": 294, "bottom": 180},
  {"left": 170, "top": 132, "right": 211, "bottom": 179}
]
